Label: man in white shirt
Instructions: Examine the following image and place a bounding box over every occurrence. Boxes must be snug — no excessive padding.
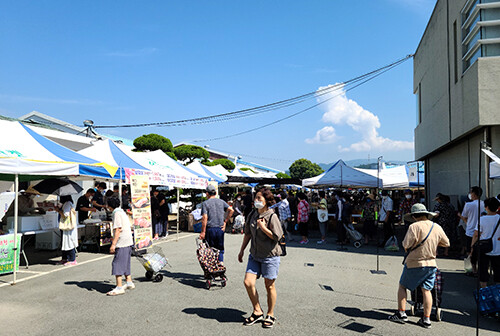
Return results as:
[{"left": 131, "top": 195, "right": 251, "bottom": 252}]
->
[
  {"left": 458, "top": 186, "right": 484, "bottom": 274},
  {"left": 379, "top": 190, "right": 394, "bottom": 245}
]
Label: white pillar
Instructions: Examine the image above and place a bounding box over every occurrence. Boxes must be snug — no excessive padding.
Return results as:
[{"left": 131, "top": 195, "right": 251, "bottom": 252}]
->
[
  {"left": 12, "top": 174, "right": 19, "bottom": 285},
  {"left": 176, "top": 188, "right": 180, "bottom": 242}
]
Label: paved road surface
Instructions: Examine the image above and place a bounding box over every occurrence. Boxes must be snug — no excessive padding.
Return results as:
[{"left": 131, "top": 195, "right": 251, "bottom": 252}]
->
[{"left": 1, "top": 233, "right": 498, "bottom": 335}]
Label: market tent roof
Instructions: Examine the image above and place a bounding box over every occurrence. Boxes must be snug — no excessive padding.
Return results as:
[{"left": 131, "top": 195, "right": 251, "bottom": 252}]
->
[
  {"left": 302, "top": 173, "right": 325, "bottom": 187},
  {"left": 78, "top": 139, "right": 149, "bottom": 180},
  {"left": 187, "top": 161, "right": 226, "bottom": 183},
  {"left": 205, "top": 164, "right": 229, "bottom": 180},
  {"left": 303, "top": 160, "right": 382, "bottom": 188},
  {"left": 228, "top": 167, "right": 251, "bottom": 177},
  {"left": 0, "top": 120, "right": 117, "bottom": 181},
  {"left": 356, "top": 165, "right": 409, "bottom": 189},
  {"left": 122, "top": 149, "right": 208, "bottom": 189}
]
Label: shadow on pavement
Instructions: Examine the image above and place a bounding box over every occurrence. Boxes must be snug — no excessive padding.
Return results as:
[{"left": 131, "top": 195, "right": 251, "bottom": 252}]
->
[
  {"left": 162, "top": 270, "right": 206, "bottom": 289},
  {"left": 64, "top": 280, "right": 114, "bottom": 294},
  {"left": 182, "top": 307, "right": 246, "bottom": 323},
  {"left": 334, "top": 307, "right": 391, "bottom": 320}
]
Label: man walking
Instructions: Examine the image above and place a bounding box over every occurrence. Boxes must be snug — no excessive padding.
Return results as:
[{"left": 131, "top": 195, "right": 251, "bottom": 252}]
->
[
  {"left": 199, "top": 185, "right": 234, "bottom": 262},
  {"left": 379, "top": 190, "right": 394, "bottom": 246},
  {"left": 458, "top": 186, "right": 484, "bottom": 274},
  {"left": 389, "top": 203, "right": 449, "bottom": 328}
]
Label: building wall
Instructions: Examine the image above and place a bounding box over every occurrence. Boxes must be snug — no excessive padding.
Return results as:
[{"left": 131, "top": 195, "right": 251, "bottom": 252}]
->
[{"left": 415, "top": 0, "right": 500, "bottom": 208}]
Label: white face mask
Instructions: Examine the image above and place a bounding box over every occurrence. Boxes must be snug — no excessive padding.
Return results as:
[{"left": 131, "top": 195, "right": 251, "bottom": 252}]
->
[
  {"left": 254, "top": 201, "right": 265, "bottom": 209},
  {"left": 237, "top": 197, "right": 241, "bottom": 201},
  {"left": 405, "top": 195, "right": 412, "bottom": 200},
  {"left": 468, "top": 193, "right": 472, "bottom": 200}
]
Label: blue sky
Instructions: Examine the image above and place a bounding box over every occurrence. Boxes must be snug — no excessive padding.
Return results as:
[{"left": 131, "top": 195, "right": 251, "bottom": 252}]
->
[{"left": 0, "top": 0, "right": 436, "bottom": 170}]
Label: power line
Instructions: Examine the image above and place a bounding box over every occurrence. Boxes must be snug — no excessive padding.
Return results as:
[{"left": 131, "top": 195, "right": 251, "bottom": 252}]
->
[
  {"left": 192, "top": 59, "right": 407, "bottom": 143},
  {"left": 94, "top": 55, "right": 413, "bottom": 129}
]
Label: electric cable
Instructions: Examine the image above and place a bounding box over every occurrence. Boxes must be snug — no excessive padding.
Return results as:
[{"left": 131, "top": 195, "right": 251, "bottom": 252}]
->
[
  {"left": 94, "top": 54, "right": 413, "bottom": 129},
  {"left": 192, "top": 60, "right": 404, "bottom": 143}
]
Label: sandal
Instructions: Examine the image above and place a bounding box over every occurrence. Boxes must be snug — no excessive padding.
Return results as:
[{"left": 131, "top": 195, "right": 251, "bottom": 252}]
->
[
  {"left": 243, "top": 312, "right": 264, "bottom": 326},
  {"left": 106, "top": 287, "right": 125, "bottom": 296},
  {"left": 262, "top": 315, "right": 276, "bottom": 328}
]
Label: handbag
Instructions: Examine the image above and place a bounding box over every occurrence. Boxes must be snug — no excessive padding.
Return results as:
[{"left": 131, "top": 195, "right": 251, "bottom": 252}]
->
[
  {"left": 317, "top": 209, "right": 328, "bottom": 222},
  {"left": 270, "top": 213, "right": 286, "bottom": 257},
  {"left": 477, "top": 218, "right": 500, "bottom": 254},
  {"left": 59, "top": 209, "right": 77, "bottom": 231},
  {"left": 402, "top": 222, "right": 434, "bottom": 265}
]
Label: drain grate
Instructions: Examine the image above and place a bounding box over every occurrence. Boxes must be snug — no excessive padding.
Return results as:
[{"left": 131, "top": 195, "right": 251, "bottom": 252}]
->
[
  {"left": 319, "top": 284, "right": 334, "bottom": 291},
  {"left": 304, "top": 263, "right": 315, "bottom": 267},
  {"left": 338, "top": 319, "right": 375, "bottom": 334}
]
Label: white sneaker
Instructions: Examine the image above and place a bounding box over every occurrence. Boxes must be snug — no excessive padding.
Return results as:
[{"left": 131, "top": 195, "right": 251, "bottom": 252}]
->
[
  {"left": 317, "top": 240, "right": 326, "bottom": 244},
  {"left": 125, "top": 282, "right": 135, "bottom": 290},
  {"left": 107, "top": 287, "right": 125, "bottom": 296}
]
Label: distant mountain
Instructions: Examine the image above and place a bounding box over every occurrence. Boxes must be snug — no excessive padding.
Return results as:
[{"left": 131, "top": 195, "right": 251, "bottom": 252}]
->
[{"left": 318, "top": 159, "right": 408, "bottom": 171}]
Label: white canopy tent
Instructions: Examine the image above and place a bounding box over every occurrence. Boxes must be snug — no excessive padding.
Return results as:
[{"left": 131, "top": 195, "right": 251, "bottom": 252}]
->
[
  {"left": 303, "top": 160, "right": 382, "bottom": 188},
  {"left": 356, "top": 165, "right": 410, "bottom": 189},
  {"left": 0, "top": 120, "right": 117, "bottom": 284},
  {"left": 186, "top": 161, "right": 227, "bottom": 183},
  {"left": 207, "top": 164, "right": 229, "bottom": 180}
]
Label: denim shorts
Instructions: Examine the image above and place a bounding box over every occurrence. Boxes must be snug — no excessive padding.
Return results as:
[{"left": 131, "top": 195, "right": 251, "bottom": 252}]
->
[
  {"left": 246, "top": 254, "right": 280, "bottom": 280},
  {"left": 399, "top": 265, "right": 437, "bottom": 291}
]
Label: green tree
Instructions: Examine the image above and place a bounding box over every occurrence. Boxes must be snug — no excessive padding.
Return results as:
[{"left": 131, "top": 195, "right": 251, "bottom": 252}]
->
[
  {"left": 173, "top": 145, "right": 210, "bottom": 164},
  {"left": 289, "top": 158, "right": 324, "bottom": 179},
  {"left": 276, "top": 172, "right": 291, "bottom": 179},
  {"left": 133, "top": 134, "right": 176, "bottom": 159},
  {"left": 240, "top": 167, "right": 256, "bottom": 174},
  {"left": 206, "top": 158, "right": 235, "bottom": 171}
]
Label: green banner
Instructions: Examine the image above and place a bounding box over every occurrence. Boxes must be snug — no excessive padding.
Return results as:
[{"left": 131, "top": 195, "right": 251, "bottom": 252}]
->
[{"left": 0, "top": 233, "right": 22, "bottom": 275}]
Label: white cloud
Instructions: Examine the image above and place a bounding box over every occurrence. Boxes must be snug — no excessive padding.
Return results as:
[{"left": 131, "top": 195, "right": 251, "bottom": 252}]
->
[
  {"left": 309, "top": 84, "right": 414, "bottom": 152},
  {"left": 305, "top": 126, "right": 339, "bottom": 144}
]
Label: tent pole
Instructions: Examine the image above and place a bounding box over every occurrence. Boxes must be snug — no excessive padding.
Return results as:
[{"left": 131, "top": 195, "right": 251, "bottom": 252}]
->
[
  {"left": 12, "top": 174, "right": 19, "bottom": 285},
  {"left": 118, "top": 169, "right": 122, "bottom": 207},
  {"left": 176, "top": 188, "right": 180, "bottom": 242}
]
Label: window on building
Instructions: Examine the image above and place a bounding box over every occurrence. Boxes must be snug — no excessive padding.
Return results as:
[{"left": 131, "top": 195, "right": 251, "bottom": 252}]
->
[{"left": 461, "top": 0, "right": 500, "bottom": 73}]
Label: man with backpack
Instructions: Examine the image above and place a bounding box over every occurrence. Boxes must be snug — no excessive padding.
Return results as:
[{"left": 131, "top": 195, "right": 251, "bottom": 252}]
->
[{"left": 388, "top": 203, "right": 449, "bottom": 329}]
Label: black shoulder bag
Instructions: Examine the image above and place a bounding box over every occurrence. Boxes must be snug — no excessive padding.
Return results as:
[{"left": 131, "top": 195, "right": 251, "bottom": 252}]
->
[
  {"left": 402, "top": 222, "right": 435, "bottom": 265},
  {"left": 270, "top": 213, "right": 287, "bottom": 257},
  {"left": 478, "top": 217, "right": 500, "bottom": 254}
]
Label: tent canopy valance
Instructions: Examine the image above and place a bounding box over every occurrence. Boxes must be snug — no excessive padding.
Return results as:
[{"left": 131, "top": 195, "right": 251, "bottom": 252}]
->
[
  {"left": 186, "top": 161, "right": 226, "bottom": 183},
  {"left": 122, "top": 148, "right": 208, "bottom": 189}
]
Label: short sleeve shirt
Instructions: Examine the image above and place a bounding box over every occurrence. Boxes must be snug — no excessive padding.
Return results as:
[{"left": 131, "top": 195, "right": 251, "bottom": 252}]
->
[
  {"left": 112, "top": 208, "right": 133, "bottom": 248},
  {"left": 201, "top": 198, "right": 229, "bottom": 228},
  {"left": 76, "top": 195, "right": 91, "bottom": 223},
  {"left": 379, "top": 197, "right": 393, "bottom": 222},
  {"left": 462, "top": 200, "right": 485, "bottom": 237}
]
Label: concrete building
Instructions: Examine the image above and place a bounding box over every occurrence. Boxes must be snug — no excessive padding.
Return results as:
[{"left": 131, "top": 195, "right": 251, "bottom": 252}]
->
[{"left": 414, "top": 0, "right": 500, "bottom": 206}]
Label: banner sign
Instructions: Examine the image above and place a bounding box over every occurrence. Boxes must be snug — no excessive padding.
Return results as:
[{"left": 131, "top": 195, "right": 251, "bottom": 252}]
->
[
  {"left": 125, "top": 168, "right": 207, "bottom": 190},
  {"left": 130, "top": 175, "right": 153, "bottom": 249},
  {"left": 0, "top": 233, "right": 22, "bottom": 275}
]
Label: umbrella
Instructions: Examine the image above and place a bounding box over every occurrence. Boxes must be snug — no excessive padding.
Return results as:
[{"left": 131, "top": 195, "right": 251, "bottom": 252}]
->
[{"left": 33, "top": 178, "right": 83, "bottom": 196}]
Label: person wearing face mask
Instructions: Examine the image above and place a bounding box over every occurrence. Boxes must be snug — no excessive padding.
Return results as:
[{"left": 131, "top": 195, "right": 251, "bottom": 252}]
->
[
  {"left": 76, "top": 188, "right": 97, "bottom": 223},
  {"left": 238, "top": 187, "right": 283, "bottom": 328},
  {"left": 458, "top": 186, "right": 485, "bottom": 272},
  {"left": 199, "top": 185, "right": 234, "bottom": 262},
  {"left": 399, "top": 190, "right": 416, "bottom": 228}
]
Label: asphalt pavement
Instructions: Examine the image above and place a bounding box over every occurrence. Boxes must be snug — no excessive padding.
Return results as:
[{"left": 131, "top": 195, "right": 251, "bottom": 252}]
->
[{"left": 0, "top": 232, "right": 499, "bottom": 336}]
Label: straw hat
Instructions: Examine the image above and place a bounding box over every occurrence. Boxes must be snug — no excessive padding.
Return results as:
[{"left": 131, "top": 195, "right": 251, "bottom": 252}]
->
[
  {"left": 23, "top": 186, "right": 41, "bottom": 195},
  {"left": 403, "top": 203, "right": 436, "bottom": 223}
]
